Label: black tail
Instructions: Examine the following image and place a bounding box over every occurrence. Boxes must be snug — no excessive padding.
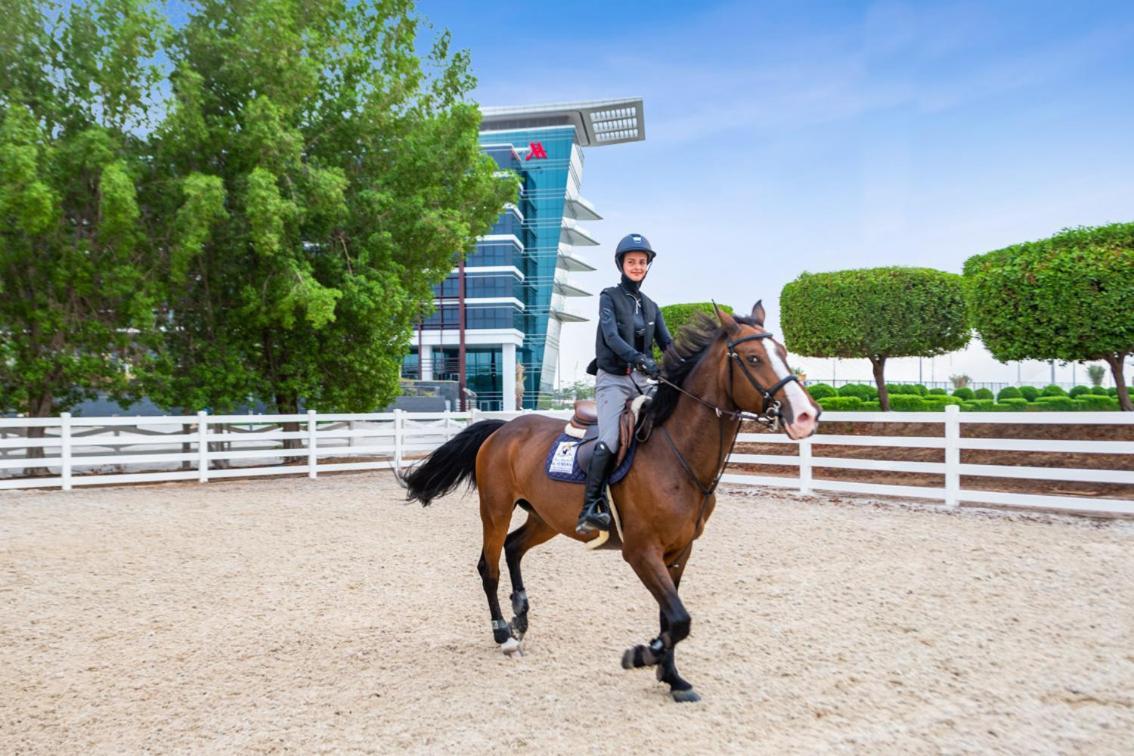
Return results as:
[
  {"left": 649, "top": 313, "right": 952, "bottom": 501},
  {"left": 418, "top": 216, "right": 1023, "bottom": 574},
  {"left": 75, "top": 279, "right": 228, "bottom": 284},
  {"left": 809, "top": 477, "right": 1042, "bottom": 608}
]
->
[{"left": 401, "top": 419, "right": 506, "bottom": 506}]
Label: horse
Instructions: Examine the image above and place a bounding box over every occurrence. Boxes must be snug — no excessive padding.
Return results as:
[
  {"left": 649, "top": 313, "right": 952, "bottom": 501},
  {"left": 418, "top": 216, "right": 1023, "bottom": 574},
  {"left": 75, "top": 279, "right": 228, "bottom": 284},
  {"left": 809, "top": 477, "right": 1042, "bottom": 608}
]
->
[{"left": 401, "top": 302, "right": 820, "bottom": 702}]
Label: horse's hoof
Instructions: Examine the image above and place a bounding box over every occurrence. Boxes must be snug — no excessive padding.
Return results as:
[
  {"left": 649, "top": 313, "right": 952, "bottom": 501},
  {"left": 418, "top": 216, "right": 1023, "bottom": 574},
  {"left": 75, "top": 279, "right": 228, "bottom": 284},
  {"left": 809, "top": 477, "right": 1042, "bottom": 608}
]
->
[
  {"left": 621, "top": 648, "right": 636, "bottom": 669},
  {"left": 671, "top": 688, "right": 701, "bottom": 703},
  {"left": 500, "top": 637, "right": 522, "bottom": 657}
]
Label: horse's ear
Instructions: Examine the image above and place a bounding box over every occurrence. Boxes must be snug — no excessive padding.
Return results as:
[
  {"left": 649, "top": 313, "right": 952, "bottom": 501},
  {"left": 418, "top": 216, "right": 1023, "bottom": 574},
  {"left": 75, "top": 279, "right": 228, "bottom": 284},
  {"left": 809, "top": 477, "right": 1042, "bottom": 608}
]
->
[
  {"left": 751, "top": 300, "right": 766, "bottom": 327},
  {"left": 712, "top": 300, "right": 738, "bottom": 332}
]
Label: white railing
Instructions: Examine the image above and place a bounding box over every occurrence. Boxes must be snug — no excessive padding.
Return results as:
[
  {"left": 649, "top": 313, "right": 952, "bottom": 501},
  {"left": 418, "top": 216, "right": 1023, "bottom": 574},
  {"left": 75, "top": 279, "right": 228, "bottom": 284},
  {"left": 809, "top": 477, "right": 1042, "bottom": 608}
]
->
[
  {"left": 1, "top": 406, "right": 1131, "bottom": 517},
  {"left": 724, "top": 406, "right": 1134, "bottom": 516}
]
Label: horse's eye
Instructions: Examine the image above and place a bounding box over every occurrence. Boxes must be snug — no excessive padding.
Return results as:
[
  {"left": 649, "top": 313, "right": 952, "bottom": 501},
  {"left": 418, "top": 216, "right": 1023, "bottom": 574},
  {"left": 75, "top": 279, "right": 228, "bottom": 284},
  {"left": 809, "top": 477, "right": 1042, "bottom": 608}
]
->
[{"left": 747, "top": 355, "right": 760, "bottom": 365}]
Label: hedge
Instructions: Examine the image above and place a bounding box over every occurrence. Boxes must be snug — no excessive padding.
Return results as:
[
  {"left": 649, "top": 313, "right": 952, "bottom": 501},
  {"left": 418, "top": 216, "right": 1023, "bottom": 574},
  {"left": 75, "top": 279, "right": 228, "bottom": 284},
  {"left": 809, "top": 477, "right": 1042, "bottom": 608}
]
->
[
  {"left": 1069, "top": 385, "right": 1090, "bottom": 398},
  {"left": 973, "top": 388, "right": 994, "bottom": 400},
  {"left": 1041, "top": 384, "right": 1068, "bottom": 397},
  {"left": 808, "top": 383, "right": 837, "bottom": 400},
  {"left": 818, "top": 396, "right": 863, "bottom": 410},
  {"left": 928, "top": 387, "right": 947, "bottom": 396},
  {"left": 997, "top": 386, "right": 1022, "bottom": 401},
  {"left": 889, "top": 394, "right": 927, "bottom": 411},
  {"left": 838, "top": 383, "right": 877, "bottom": 401},
  {"left": 952, "top": 387, "right": 975, "bottom": 400}
]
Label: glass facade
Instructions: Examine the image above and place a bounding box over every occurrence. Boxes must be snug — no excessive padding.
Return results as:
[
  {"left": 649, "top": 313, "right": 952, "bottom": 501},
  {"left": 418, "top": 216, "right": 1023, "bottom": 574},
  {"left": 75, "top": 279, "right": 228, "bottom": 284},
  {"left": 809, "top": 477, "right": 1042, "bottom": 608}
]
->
[{"left": 402, "top": 100, "right": 644, "bottom": 410}]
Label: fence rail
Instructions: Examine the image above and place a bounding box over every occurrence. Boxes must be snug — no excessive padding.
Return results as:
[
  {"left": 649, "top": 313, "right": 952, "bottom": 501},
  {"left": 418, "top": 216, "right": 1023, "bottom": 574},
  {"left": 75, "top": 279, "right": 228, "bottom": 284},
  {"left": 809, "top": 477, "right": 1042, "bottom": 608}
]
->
[{"left": 1, "top": 407, "right": 1131, "bottom": 517}]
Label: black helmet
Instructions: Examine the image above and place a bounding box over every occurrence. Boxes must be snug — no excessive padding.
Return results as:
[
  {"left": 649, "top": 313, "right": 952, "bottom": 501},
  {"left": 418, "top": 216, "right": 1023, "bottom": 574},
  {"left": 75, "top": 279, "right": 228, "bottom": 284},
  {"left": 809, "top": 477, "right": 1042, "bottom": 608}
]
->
[{"left": 614, "top": 233, "right": 656, "bottom": 270}]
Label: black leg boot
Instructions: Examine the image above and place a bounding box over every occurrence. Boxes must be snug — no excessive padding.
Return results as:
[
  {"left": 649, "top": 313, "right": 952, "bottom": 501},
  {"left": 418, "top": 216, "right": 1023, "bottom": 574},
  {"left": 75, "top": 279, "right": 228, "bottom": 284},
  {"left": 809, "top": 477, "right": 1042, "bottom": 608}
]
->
[{"left": 576, "top": 442, "right": 615, "bottom": 535}]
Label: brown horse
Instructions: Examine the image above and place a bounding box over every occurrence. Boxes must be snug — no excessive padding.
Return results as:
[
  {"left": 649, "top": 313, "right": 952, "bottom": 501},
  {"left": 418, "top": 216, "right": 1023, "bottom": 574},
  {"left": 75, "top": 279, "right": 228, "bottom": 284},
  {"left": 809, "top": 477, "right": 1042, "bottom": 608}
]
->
[{"left": 402, "top": 302, "right": 819, "bottom": 702}]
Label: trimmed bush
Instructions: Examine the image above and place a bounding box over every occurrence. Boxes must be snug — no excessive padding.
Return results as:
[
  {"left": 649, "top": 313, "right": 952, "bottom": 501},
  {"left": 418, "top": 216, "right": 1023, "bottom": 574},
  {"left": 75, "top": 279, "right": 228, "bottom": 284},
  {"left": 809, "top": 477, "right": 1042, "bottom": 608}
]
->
[
  {"left": 952, "top": 387, "right": 974, "bottom": 400},
  {"left": 973, "top": 388, "right": 994, "bottom": 400},
  {"left": 1069, "top": 385, "right": 1090, "bottom": 398},
  {"left": 860, "top": 400, "right": 881, "bottom": 411},
  {"left": 928, "top": 387, "right": 947, "bottom": 396},
  {"left": 1041, "top": 384, "right": 1068, "bottom": 397},
  {"left": 997, "top": 386, "right": 1022, "bottom": 401},
  {"left": 1080, "top": 394, "right": 1119, "bottom": 411},
  {"left": 999, "top": 397, "right": 1029, "bottom": 409},
  {"left": 1035, "top": 395, "right": 1074, "bottom": 410},
  {"left": 1089, "top": 386, "right": 1109, "bottom": 396},
  {"left": 889, "top": 394, "right": 927, "bottom": 411},
  {"left": 838, "top": 383, "right": 877, "bottom": 401},
  {"left": 818, "top": 395, "right": 863, "bottom": 411},
  {"left": 808, "top": 383, "right": 837, "bottom": 400},
  {"left": 912, "top": 384, "right": 929, "bottom": 395},
  {"left": 1107, "top": 387, "right": 1118, "bottom": 397},
  {"left": 1019, "top": 386, "right": 1039, "bottom": 402},
  {"left": 886, "top": 383, "right": 918, "bottom": 395}
]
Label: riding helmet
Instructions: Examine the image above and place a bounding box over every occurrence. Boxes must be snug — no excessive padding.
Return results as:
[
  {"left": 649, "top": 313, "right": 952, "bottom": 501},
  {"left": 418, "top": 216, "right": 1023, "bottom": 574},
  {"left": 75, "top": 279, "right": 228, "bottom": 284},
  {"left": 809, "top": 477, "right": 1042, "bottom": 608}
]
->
[{"left": 614, "top": 233, "right": 656, "bottom": 270}]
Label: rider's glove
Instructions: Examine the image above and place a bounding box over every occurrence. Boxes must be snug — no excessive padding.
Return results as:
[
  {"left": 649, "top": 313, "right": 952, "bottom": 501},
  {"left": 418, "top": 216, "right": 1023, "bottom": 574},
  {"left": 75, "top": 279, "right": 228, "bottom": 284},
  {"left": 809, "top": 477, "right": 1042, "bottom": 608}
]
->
[{"left": 635, "top": 354, "right": 660, "bottom": 379}]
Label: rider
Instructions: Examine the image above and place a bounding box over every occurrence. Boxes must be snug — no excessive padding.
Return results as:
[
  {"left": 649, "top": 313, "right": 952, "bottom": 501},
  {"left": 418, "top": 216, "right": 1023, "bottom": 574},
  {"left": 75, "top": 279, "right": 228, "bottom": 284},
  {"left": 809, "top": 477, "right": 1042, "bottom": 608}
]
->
[{"left": 577, "top": 233, "right": 673, "bottom": 535}]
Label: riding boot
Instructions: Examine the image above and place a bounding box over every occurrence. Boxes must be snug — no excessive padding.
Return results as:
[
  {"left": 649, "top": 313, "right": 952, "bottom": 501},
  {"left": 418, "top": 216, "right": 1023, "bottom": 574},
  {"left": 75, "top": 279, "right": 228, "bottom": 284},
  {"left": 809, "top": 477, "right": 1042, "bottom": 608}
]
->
[{"left": 576, "top": 442, "right": 615, "bottom": 535}]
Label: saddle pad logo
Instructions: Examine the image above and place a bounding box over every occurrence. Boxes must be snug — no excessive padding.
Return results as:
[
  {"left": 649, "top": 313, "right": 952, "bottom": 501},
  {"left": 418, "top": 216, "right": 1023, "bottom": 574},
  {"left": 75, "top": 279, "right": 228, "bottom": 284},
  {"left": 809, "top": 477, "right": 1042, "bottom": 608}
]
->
[{"left": 549, "top": 441, "right": 578, "bottom": 475}]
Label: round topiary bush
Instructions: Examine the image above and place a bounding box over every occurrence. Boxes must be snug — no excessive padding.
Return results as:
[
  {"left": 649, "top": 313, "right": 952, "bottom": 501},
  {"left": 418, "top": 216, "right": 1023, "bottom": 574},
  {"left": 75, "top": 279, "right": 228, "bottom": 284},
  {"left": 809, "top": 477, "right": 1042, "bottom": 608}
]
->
[
  {"left": 808, "top": 383, "right": 837, "bottom": 400},
  {"left": 912, "top": 384, "right": 929, "bottom": 396},
  {"left": 1042, "top": 384, "right": 1068, "bottom": 397},
  {"left": 1019, "top": 386, "right": 1040, "bottom": 401},
  {"left": 1069, "top": 385, "right": 1090, "bottom": 398},
  {"left": 973, "top": 388, "right": 994, "bottom": 400},
  {"left": 838, "top": 383, "right": 877, "bottom": 401},
  {"left": 889, "top": 394, "right": 927, "bottom": 411},
  {"left": 952, "top": 387, "right": 975, "bottom": 401},
  {"left": 886, "top": 383, "right": 917, "bottom": 395},
  {"left": 1089, "top": 386, "right": 1109, "bottom": 396},
  {"left": 997, "top": 386, "right": 1022, "bottom": 401},
  {"left": 928, "top": 387, "right": 947, "bottom": 395},
  {"left": 1107, "top": 387, "right": 1119, "bottom": 397}
]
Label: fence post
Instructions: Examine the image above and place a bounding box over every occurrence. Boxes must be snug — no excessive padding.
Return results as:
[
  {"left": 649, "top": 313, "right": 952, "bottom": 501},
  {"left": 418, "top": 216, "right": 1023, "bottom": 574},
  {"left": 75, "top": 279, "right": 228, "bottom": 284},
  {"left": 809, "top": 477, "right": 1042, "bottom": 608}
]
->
[
  {"left": 798, "top": 435, "right": 812, "bottom": 496},
  {"left": 393, "top": 409, "right": 404, "bottom": 470},
  {"left": 442, "top": 408, "right": 452, "bottom": 441},
  {"left": 944, "top": 404, "right": 960, "bottom": 507},
  {"left": 197, "top": 411, "right": 209, "bottom": 483},
  {"left": 307, "top": 410, "right": 318, "bottom": 479},
  {"left": 60, "top": 412, "right": 72, "bottom": 491}
]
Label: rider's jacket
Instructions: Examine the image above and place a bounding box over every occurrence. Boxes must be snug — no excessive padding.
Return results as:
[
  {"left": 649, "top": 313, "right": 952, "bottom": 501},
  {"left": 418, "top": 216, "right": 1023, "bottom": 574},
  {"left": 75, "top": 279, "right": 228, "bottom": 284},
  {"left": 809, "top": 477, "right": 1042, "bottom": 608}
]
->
[{"left": 587, "top": 284, "right": 673, "bottom": 375}]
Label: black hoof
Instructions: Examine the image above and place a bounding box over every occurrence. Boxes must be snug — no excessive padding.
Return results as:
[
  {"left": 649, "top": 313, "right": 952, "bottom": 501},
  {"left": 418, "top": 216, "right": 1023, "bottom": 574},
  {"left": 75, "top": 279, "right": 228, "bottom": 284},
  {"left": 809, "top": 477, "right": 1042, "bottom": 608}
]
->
[
  {"left": 621, "top": 648, "right": 636, "bottom": 669},
  {"left": 671, "top": 689, "right": 701, "bottom": 703}
]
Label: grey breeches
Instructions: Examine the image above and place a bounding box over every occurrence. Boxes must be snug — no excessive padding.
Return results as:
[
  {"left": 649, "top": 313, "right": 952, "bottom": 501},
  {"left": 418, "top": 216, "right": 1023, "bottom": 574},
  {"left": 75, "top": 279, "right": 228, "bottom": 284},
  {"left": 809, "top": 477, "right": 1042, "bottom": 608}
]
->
[{"left": 595, "top": 369, "right": 651, "bottom": 449}]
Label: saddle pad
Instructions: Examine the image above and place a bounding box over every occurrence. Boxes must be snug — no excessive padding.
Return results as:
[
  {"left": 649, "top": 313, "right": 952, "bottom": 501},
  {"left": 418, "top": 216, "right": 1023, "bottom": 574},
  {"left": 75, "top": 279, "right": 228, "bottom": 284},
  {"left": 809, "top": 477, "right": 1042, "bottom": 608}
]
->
[{"left": 545, "top": 433, "right": 637, "bottom": 484}]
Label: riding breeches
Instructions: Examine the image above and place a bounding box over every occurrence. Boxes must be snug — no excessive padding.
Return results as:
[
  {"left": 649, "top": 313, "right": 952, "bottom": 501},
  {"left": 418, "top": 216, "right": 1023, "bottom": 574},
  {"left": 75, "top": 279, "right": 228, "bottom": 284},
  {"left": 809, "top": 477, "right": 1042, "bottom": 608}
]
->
[{"left": 594, "top": 369, "right": 651, "bottom": 450}]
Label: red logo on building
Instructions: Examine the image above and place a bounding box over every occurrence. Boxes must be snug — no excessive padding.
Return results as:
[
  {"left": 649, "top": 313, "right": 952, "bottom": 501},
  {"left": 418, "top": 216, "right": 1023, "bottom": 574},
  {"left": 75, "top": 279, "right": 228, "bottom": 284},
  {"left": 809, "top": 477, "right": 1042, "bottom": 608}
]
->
[{"left": 525, "top": 142, "right": 548, "bottom": 161}]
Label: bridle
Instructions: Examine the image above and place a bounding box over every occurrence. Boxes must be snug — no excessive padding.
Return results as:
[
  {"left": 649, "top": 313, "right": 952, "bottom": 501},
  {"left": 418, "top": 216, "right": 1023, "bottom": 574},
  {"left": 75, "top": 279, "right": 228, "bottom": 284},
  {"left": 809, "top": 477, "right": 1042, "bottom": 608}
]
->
[
  {"left": 650, "top": 328, "right": 804, "bottom": 517},
  {"left": 656, "top": 330, "right": 801, "bottom": 432}
]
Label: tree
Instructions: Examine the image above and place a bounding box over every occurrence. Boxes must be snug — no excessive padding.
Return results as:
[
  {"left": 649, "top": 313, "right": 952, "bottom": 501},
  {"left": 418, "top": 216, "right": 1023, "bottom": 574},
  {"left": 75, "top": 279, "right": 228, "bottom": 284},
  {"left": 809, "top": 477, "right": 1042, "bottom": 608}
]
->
[
  {"left": 1087, "top": 364, "right": 1107, "bottom": 388},
  {"left": 781, "top": 268, "right": 970, "bottom": 410},
  {"left": 656, "top": 302, "right": 733, "bottom": 358},
  {"left": 0, "top": 0, "right": 164, "bottom": 427},
  {"left": 964, "top": 223, "right": 1134, "bottom": 411},
  {"left": 141, "top": 0, "right": 517, "bottom": 414}
]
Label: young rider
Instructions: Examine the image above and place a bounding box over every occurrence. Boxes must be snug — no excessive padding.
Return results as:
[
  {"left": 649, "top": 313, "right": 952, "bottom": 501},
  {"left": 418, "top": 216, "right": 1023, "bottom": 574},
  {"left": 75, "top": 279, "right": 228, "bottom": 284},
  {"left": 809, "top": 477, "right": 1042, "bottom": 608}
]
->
[{"left": 577, "top": 233, "right": 673, "bottom": 535}]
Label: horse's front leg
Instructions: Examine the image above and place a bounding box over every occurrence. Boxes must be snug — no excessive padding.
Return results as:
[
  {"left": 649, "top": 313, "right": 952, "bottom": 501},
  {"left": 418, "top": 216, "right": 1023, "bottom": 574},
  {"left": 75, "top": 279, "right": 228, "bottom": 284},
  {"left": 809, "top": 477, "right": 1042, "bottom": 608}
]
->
[
  {"left": 621, "top": 547, "right": 699, "bottom": 702},
  {"left": 655, "top": 545, "right": 697, "bottom": 701}
]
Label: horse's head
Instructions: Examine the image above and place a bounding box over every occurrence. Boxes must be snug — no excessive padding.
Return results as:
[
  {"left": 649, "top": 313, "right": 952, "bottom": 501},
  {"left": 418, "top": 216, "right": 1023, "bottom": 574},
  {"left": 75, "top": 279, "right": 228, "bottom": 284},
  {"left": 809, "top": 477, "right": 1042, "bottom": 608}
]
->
[{"left": 713, "top": 301, "right": 820, "bottom": 440}]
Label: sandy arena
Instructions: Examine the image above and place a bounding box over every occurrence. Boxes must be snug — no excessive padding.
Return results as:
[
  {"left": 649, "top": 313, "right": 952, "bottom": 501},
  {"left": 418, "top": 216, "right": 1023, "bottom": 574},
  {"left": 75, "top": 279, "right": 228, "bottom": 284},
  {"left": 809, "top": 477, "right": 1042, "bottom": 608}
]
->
[{"left": 2, "top": 473, "right": 1132, "bottom": 754}]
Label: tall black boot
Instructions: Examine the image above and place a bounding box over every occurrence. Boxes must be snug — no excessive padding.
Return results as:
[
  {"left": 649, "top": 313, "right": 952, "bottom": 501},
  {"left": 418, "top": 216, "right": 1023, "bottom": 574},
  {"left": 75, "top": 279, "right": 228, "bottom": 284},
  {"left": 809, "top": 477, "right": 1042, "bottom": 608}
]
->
[{"left": 576, "top": 442, "right": 614, "bottom": 535}]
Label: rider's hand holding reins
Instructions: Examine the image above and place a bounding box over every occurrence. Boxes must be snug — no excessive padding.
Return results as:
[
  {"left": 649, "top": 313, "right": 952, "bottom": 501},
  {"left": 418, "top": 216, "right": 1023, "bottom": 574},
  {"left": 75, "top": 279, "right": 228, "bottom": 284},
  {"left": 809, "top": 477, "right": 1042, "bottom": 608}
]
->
[{"left": 635, "top": 354, "right": 660, "bottom": 379}]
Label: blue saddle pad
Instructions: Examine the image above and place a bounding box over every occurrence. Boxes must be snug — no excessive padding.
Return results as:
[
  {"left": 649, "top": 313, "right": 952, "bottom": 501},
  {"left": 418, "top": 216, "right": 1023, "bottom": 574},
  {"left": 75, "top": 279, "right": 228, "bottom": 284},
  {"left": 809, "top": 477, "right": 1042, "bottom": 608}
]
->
[{"left": 545, "top": 433, "right": 637, "bottom": 484}]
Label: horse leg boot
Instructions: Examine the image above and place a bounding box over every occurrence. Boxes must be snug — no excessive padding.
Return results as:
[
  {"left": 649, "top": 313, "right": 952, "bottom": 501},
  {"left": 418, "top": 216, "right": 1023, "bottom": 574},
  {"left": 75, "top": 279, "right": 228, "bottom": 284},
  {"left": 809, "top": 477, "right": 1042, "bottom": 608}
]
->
[{"left": 575, "top": 441, "right": 615, "bottom": 535}]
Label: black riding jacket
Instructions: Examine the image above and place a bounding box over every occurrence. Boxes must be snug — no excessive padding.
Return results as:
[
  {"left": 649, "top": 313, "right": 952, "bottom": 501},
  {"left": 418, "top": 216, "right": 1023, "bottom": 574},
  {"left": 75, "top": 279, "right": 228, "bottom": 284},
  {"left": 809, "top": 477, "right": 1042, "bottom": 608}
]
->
[{"left": 587, "top": 283, "right": 673, "bottom": 375}]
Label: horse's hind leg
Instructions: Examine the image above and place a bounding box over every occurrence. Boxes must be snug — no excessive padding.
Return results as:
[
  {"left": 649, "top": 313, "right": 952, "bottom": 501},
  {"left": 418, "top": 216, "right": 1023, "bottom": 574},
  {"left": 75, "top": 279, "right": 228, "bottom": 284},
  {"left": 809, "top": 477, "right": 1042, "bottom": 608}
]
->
[
  {"left": 477, "top": 489, "right": 519, "bottom": 654},
  {"left": 503, "top": 510, "right": 556, "bottom": 641}
]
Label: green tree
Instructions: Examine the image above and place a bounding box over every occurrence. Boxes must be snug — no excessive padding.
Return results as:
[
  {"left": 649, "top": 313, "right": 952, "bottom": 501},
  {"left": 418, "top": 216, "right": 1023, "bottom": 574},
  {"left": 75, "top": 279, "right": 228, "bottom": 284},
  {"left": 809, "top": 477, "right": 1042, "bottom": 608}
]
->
[
  {"left": 141, "top": 0, "right": 517, "bottom": 414},
  {"left": 1087, "top": 364, "right": 1107, "bottom": 388},
  {"left": 0, "top": 0, "right": 164, "bottom": 426},
  {"left": 964, "top": 224, "right": 1134, "bottom": 411},
  {"left": 656, "top": 302, "right": 733, "bottom": 358},
  {"left": 781, "top": 267, "right": 970, "bottom": 410}
]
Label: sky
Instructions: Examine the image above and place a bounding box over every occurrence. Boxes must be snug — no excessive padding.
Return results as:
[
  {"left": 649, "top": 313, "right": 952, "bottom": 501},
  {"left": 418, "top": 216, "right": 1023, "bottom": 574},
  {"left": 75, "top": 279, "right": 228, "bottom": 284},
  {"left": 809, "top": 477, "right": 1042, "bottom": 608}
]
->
[{"left": 417, "top": 0, "right": 1134, "bottom": 388}]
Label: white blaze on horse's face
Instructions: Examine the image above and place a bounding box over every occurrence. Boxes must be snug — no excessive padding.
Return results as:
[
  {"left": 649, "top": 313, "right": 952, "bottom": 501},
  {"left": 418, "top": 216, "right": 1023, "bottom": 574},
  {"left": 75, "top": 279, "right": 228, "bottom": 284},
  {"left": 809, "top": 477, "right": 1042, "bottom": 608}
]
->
[{"left": 764, "top": 338, "right": 818, "bottom": 439}]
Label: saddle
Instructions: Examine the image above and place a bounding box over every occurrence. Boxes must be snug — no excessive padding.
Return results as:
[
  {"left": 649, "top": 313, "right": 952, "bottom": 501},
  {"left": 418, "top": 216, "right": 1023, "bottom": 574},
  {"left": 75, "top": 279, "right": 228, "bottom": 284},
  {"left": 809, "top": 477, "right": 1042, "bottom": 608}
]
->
[{"left": 564, "top": 395, "right": 652, "bottom": 470}]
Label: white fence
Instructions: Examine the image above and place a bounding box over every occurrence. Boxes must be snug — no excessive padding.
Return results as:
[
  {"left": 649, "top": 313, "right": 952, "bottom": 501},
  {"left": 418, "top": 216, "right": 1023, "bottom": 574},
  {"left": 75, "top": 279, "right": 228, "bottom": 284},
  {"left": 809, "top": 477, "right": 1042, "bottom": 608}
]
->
[{"left": 1, "top": 407, "right": 1132, "bottom": 517}]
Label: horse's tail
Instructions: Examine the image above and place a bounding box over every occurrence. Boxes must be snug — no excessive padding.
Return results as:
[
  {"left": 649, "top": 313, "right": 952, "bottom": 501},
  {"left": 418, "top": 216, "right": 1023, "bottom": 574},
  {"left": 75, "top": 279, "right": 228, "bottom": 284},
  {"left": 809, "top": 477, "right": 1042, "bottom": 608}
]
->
[{"left": 400, "top": 419, "right": 507, "bottom": 506}]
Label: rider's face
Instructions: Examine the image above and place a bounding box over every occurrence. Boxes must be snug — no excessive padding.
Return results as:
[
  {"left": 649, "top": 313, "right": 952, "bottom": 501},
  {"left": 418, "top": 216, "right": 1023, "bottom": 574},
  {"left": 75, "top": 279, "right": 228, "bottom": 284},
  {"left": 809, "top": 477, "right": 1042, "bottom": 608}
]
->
[{"left": 622, "top": 252, "right": 649, "bottom": 282}]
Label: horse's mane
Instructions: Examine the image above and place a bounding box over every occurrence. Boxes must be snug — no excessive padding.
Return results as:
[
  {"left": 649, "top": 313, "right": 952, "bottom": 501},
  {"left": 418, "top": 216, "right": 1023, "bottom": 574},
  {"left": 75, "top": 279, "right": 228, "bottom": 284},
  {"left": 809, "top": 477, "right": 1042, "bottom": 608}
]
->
[{"left": 646, "top": 312, "right": 761, "bottom": 427}]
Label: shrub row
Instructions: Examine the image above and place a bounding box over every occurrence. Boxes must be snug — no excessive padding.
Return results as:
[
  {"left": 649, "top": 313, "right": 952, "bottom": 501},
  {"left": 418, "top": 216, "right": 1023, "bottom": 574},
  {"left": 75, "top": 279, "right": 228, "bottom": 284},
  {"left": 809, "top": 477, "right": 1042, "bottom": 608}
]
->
[{"left": 808, "top": 382, "right": 1129, "bottom": 411}]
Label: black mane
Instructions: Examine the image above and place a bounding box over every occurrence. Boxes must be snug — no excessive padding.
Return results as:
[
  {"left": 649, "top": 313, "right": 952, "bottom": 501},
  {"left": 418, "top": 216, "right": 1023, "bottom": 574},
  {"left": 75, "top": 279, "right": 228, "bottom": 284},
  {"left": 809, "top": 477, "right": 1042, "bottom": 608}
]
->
[{"left": 645, "top": 312, "right": 762, "bottom": 427}]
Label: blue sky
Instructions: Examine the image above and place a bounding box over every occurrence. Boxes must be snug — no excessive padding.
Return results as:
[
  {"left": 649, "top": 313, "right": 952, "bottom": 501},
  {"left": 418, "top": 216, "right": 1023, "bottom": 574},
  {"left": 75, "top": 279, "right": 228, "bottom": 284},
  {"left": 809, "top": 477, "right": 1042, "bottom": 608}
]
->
[{"left": 418, "top": 0, "right": 1134, "bottom": 386}]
